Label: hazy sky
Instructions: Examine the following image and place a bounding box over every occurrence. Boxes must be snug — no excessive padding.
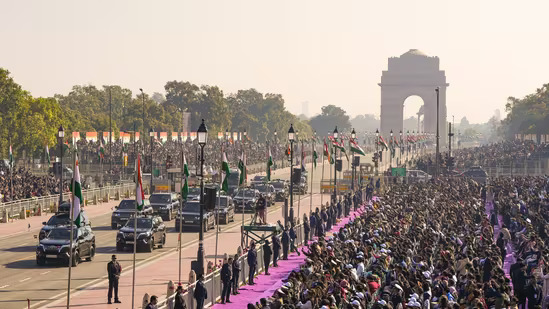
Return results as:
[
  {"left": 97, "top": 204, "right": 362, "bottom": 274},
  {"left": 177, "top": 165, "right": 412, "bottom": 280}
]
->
[{"left": 2, "top": 0, "right": 548, "bottom": 124}]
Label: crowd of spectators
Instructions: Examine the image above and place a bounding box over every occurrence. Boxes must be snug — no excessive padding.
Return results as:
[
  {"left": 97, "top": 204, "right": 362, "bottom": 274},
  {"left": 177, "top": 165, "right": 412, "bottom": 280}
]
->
[
  {"left": 0, "top": 166, "right": 64, "bottom": 202},
  {"left": 243, "top": 172, "right": 549, "bottom": 309}
]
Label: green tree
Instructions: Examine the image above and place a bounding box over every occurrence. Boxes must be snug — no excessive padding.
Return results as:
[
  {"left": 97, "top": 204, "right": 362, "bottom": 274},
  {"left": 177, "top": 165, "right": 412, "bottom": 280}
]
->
[{"left": 309, "top": 105, "right": 352, "bottom": 135}]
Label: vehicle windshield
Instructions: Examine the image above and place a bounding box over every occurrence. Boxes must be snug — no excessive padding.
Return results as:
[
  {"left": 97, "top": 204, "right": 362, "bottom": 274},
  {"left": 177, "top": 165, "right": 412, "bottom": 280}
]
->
[
  {"left": 48, "top": 228, "right": 77, "bottom": 240},
  {"left": 254, "top": 185, "right": 271, "bottom": 192},
  {"left": 253, "top": 176, "right": 265, "bottom": 182},
  {"left": 124, "top": 218, "right": 153, "bottom": 229},
  {"left": 189, "top": 188, "right": 200, "bottom": 195},
  {"left": 149, "top": 195, "right": 171, "bottom": 204},
  {"left": 236, "top": 190, "right": 255, "bottom": 197},
  {"left": 118, "top": 200, "right": 137, "bottom": 209},
  {"left": 182, "top": 202, "right": 201, "bottom": 212},
  {"left": 46, "top": 214, "right": 71, "bottom": 226},
  {"left": 271, "top": 182, "right": 284, "bottom": 189},
  {"left": 216, "top": 197, "right": 229, "bottom": 208}
]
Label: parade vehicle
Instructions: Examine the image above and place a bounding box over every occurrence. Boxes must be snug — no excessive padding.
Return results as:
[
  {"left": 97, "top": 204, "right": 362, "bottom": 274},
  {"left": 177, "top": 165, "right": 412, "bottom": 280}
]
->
[
  {"left": 149, "top": 192, "right": 180, "bottom": 221},
  {"left": 270, "top": 179, "right": 288, "bottom": 202},
  {"left": 292, "top": 176, "right": 308, "bottom": 194},
  {"left": 116, "top": 215, "right": 166, "bottom": 252},
  {"left": 39, "top": 201, "right": 90, "bottom": 240},
  {"left": 251, "top": 175, "right": 267, "bottom": 185},
  {"left": 213, "top": 195, "right": 235, "bottom": 224},
  {"left": 227, "top": 168, "right": 240, "bottom": 195},
  {"left": 36, "top": 225, "right": 96, "bottom": 266},
  {"left": 233, "top": 188, "right": 260, "bottom": 212},
  {"left": 111, "top": 199, "right": 153, "bottom": 229},
  {"left": 187, "top": 187, "right": 202, "bottom": 201},
  {"left": 460, "top": 166, "right": 488, "bottom": 184},
  {"left": 175, "top": 200, "right": 215, "bottom": 232},
  {"left": 406, "top": 169, "right": 432, "bottom": 183},
  {"left": 251, "top": 183, "right": 275, "bottom": 206}
]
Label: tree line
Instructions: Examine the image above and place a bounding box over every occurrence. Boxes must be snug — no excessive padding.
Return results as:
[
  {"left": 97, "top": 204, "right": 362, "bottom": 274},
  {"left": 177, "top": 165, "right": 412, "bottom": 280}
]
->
[{"left": 502, "top": 83, "right": 549, "bottom": 140}]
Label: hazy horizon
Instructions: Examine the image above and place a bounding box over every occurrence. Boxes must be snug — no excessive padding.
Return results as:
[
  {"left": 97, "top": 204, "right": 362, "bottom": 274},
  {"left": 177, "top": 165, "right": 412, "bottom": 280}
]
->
[{"left": 2, "top": 0, "right": 548, "bottom": 124}]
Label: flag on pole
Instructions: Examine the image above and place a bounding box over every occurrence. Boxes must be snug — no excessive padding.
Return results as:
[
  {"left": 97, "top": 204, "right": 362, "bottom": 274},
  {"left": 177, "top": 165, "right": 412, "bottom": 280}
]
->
[
  {"left": 69, "top": 154, "right": 83, "bottom": 227},
  {"left": 301, "top": 147, "right": 306, "bottom": 171},
  {"left": 323, "top": 139, "right": 334, "bottom": 164},
  {"left": 267, "top": 147, "right": 273, "bottom": 181},
  {"left": 221, "top": 151, "right": 230, "bottom": 192},
  {"left": 378, "top": 136, "right": 389, "bottom": 150},
  {"left": 350, "top": 140, "right": 366, "bottom": 156},
  {"left": 9, "top": 145, "right": 13, "bottom": 168},
  {"left": 238, "top": 151, "right": 247, "bottom": 185},
  {"left": 181, "top": 154, "right": 189, "bottom": 200},
  {"left": 135, "top": 155, "right": 145, "bottom": 211},
  {"left": 98, "top": 141, "right": 105, "bottom": 161},
  {"left": 45, "top": 145, "right": 50, "bottom": 165},
  {"left": 313, "top": 149, "right": 318, "bottom": 168}
]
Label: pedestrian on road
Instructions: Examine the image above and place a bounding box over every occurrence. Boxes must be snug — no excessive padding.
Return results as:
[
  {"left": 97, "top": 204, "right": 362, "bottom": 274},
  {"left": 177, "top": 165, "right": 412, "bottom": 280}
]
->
[
  {"left": 272, "top": 235, "right": 281, "bottom": 267},
  {"left": 281, "top": 226, "right": 290, "bottom": 260},
  {"left": 221, "top": 257, "right": 233, "bottom": 304},
  {"left": 174, "top": 285, "right": 187, "bottom": 309},
  {"left": 303, "top": 214, "right": 310, "bottom": 246},
  {"left": 247, "top": 241, "right": 258, "bottom": 285},
  {"left": 231, "top": 254, "right": 241, "bottom": 295},
  {"left": 263, "top": 239, "right": 272, "bottom": 275},
  {"left": 145, "top": 295, "right": 158, "bottom": 309},
  {"left": 194, "top": 274, "right": 207, "bottom": 309},
  {"left": 107, "top": 254, "right": 121, "bottom": 304}
]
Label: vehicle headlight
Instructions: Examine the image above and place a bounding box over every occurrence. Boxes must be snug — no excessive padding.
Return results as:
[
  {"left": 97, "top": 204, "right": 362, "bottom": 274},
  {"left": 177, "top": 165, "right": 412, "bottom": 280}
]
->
[
  {"left": 138, "top": 232, "right": 150, "bottom": 239},
  {"left": 114, "top": 213, "right": 120, "bottom": 217},
  {"left": 194, "top": 216, "right": 200, "bottom": 220}
]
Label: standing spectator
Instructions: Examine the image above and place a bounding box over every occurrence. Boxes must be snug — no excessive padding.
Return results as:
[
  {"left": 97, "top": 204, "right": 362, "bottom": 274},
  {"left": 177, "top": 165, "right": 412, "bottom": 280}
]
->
[
  {"left": 303, "top": 214, "right": 310, "bottom": 246},
  {"left": 289, "top": 224, "right": 300, "bottom": 256},
  {"left": 281, "top": 226, "right": 290, "bottom": 260},
  {"left": 174, "top": 285, "right": 187, "bottom": 309},
  {"left": 107, "top": 254, "right": 122, "bottom": 304},
  {"left": 193, "top": 274, "right": 207, "bottom": 309},
  {"left": 220, "top": 257, "right": 233, "bottom": 304},
  {"left": 309, "top": 210, "right": 317, "bottom": 241},
  {"left": 272, "top": 235, "right": 281, "bottom": 267},
  {"left": 247, "top": 241, "right": 257, "bottom": 285},
  {"left": 232, "top": 254, "right": 240, "bottom": 295},
  {"left": 263, "top": 239, "right": 272, "bottom": 275},
  {"left": 145, "top": 295, "right": 158, "bottom": 309}
]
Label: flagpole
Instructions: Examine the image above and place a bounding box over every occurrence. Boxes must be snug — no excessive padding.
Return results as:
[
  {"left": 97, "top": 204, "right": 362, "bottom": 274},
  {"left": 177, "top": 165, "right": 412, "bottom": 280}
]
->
[
  {"left": 320, "top": 140, "right": 325, "bottom": 208},
  {"left": 297, "top": 140, "right": 303, "bottom": 221},
  {"left": 9, "top": 142, "right": 13, "bottom": 220},
  {"left": 66, "top": 151, "right": 76, "bottom": 308},
  {"left": 179, "top": 150, "right": 184, "bottom": 285},
  {"left": 213, "top": 144, "right": 223, "bottom": 305},
  {"left": 45, "top": 146, "right": 48, "bottom": 199},
  {"left": 309, "top": 138, "right": 314, "bottom": 216},
  {"left": 131, "top": 156, "right": 139, "bottom": 309}
]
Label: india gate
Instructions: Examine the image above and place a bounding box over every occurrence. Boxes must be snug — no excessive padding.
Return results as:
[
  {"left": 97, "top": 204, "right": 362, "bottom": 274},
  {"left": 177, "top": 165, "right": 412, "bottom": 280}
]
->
[{"left": 379, "top": 49, "right": 449, "bottom": 145}]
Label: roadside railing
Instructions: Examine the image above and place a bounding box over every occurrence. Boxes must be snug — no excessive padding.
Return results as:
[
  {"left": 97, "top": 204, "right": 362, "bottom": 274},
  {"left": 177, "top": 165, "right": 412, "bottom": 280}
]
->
[
  {"left": 156, "top": 223, "right": 307, "bottom": 309},
  {"left": 0, "top": 182, "right": 138, "bottom": 221}
]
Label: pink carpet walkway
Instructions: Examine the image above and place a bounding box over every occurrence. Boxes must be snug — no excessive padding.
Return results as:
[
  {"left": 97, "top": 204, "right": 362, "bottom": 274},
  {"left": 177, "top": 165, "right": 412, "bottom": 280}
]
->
[{"left": 212, "top": 203, "right": 369, "bottom": 309}]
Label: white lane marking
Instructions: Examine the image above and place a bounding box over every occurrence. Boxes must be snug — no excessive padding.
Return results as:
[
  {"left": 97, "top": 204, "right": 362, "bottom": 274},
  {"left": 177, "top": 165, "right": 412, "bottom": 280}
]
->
[
  {"left": 40, "top": 271, "right": 50, "bottom": 275},
  {"left": 19, "top": 277, "right": 31, "bottom": 282},
  {"left": 0, "top": 284, "right": 9, "bottom": 289}
]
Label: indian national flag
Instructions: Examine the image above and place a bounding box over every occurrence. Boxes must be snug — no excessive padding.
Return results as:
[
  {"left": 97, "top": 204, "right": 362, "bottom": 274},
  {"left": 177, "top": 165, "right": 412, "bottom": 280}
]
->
[
  {"left": 9, "top": 145, "right": 13, "bottom": 168},
  {"left": 221, "top": 152, "right": 230, "bottom": 192},
  {"left": 70, "top": 155, "right": 83, "bottom": 227},
  {"left": 45, "top": 145, "right": 51, "bottom": 165},
  {"left": 181, "top": 154, "right": 189, "bottom": 200},
  {"left": 323, "top": 139, "right": 333, "bottom": 164},
  {"left": 313, "top": 149, "right": 318, "bottom": 168},
  {"left": 378, "top": 136, "right": 389, "bottom": 150},
  {"left": 350, "top": 140, "right": 366, "bottom": 156},
  {"left": 136, "top": 155, "right": 145, "bottom": 211},
  {"left": 238, "top": 151, "right": 247, "bottom": 186},
  {"left": 266, "top": 147, "right": 273, "bottom": 181}
]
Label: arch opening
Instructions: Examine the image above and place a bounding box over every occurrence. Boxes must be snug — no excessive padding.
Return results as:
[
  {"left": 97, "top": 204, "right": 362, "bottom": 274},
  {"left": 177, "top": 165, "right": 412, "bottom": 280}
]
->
[{"left": 403, "top": 95, "right": 424, "bottom": 133}]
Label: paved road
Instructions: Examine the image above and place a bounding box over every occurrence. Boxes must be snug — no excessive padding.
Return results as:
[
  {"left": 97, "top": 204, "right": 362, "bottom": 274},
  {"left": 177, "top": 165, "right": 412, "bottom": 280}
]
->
[{"left": 0, "top": 157, "right": 344, "bottom": 309}]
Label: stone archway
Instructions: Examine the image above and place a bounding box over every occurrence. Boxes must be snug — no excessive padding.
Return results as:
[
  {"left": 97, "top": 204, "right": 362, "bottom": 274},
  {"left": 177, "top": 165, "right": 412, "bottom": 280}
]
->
[{"left": 379, "top": 49, "right": 449, "bottom": 145}]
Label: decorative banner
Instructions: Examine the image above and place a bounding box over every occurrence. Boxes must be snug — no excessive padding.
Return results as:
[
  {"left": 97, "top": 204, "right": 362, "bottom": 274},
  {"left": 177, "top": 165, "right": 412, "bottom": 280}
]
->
[
  {"left": 182, "top": 132, "right": 188, "bottom": 140},
  {"left": 102, "top": 132, "right": 112, "bottom": 143},
  {"left": 159, "top": 132, "right": 168, "bottom": 143},
  {"left": 86, "top": 132, "right": 98, "bottom": 142},
  {"left": 218, "top": 132, "right": 223, "bottom": 139},
  {"left": 171, "top": 132, "right": 178, "bottom": 141},
  {"left": 135, "top": 132, "right": 140, "bottom": 142},
  {"left": 233, "top": 132, "right": 238, "bottom": 141},
  {"left": 190, "top": 132, "right": 197, "bottom": 141},
  {"left": 72, "top": 132, "right": 81, "bottom": 142},
  {"left": 121, "top": 132, "right": 131, "bottom": 144}
]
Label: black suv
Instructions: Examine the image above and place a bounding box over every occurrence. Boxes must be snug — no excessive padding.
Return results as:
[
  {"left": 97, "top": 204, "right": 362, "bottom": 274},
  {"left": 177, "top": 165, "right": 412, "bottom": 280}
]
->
[
  {"left": 116, "top": 216, "right": 166, "bottom": 252},
  {"left": 187, "top": 187, "right": 201, "bottom": 201},
  {"left": 111, "top": 199, "right": 153, "bottom": 229},
  {"left": 233, "top": 188, "right": 260, "bottom": 212},
  {"left": 36, "top": 225, "right": 96, "bottom": 266},
  {"left": 213, "top": 195, "right": 235, "bottom": 224},
  {"left": 40, "top": 203, "right": 90, "bottom": 240},
  {"left": 252, "top": 183, "right": 275, "bottom": 206},
  {"left": 270, "top": 180, "right": 288, "bottom": 202},
  {"left": 175, "top": 201, "right": 215, "bottom": 232},
  {"left": 149, "top": 193, "right": 180, "bottom": 221}
]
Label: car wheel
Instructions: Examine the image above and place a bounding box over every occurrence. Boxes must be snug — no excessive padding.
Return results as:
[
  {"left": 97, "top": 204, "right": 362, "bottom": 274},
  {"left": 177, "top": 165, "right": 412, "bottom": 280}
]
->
[
  {"left": 146, "top": 238, "right": 154, "bottom": 252},
  {"left": 158, "top": 234, "right": 166, "bottom": 248},
  {"left": 86, "top": 246, "right": 95, "bottom": 261},
  {"left": 71, "top": 251, "right": 79, "bottom": 267},
  {"left": 111, "top": 223, "right": 118, "bottom": 230},
  {"left": 36, "top": 258, "right": 46, "bottom": 266}
]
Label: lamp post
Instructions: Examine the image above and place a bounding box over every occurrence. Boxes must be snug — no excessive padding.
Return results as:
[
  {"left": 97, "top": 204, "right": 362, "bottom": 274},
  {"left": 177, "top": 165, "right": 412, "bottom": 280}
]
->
[
  {"left": 149, "top": 129, "right": 155, "bottom": 193},
  {"left": 196, "top": 119, "right": 208, "bottom": 276},
  {"left": 399, "top": 130, "right": 402, "bottom": 167},
  {"left": 375, "top": 129, "right": 379, "bottom": 176},
  {"left": 435, "top": 87, "right": 440, "bottom": 178},
  {"left": 390, "top": 130, "right": 393, "bottom": 169},
  {"left": 406, "top": 130, "right": 410, "bottom": 163},
  {"left": 332, "top": 126, "right": 338, "bottom": 202},
  {"left": 139, "top": 88, "right": 145, "bottom": 136},
  {"left": 58, "top": 125, "right": 65, "bottom": 206},
  {"left": 288, "top": 124, "right": 295, "bottom": 224},
  {"left": 351, "top": 128, "right": 356, "bottom": 191}
]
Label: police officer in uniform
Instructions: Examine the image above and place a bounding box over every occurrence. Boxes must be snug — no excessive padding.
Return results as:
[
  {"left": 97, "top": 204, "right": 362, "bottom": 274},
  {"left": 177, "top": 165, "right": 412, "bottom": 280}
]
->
[{"left": 107, "top": 254, "right": 122, "bottom": 304}]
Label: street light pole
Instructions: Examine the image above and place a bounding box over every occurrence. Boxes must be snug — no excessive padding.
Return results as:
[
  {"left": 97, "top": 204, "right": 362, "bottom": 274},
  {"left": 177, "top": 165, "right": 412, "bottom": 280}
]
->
[
  {"left": 435, "top": 87, "right": 440, "bottom": 178},
  {"left": 196, "top": 119, "right": 208, "bottom": 276},
  {"left": 351, "top": 128, "right": 356, "bottom": 191},
  {"left": 109, "top": 87, "right": 113, "bottom": 175},
  {"left": 58, "top": 126, "right": 65, "bottom": 206},
  {"left": 390, "top": 130, "right": 393, "bottom": 169},
  {"left": 149, "top": 129, "right": 155, "bottom": 193},
  {"left": 332, "top": 126, "right": 338, "bottom": 202},
  {"left": 140, "top": 88, "right": 145, "bottom": 138},
  {"left": 399, "top": 130, "right": 402, "bottom": 167},
  {"left": 288, "top": 124, "right": 295, "bottom": 224},
  {"left": 375, "top": 129, "right": 379, "bottom": 176}
]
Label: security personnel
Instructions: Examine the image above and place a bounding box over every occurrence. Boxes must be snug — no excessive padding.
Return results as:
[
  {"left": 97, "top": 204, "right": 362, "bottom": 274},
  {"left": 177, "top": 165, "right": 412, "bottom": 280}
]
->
[
  {"left": 255, "top": 194, "right": 267, "bottom": 224},
  {"left": 107, "top": 254, "right": 122, "bottom": 304}
]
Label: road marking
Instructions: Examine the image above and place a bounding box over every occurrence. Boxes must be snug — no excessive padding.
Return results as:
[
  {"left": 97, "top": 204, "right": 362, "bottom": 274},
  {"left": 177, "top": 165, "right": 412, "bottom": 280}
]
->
[
  {"left": 19, "top": 277, "right": 31, "bottom": 282},
  {"left": 40, "top": 271, "right": 50, "bottom": 275},
  {"left": 0, "top": 284, "right": 9, "bottom": 289}
]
